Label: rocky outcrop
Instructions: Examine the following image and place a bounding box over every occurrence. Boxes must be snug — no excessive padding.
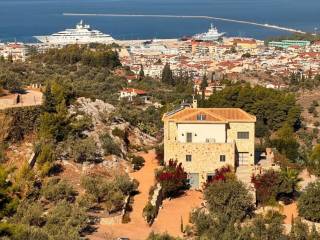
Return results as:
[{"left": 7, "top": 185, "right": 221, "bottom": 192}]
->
[
  {"left": 69, "top": 97, "right": 157, "bottom": 165},
  {"left": 70, "top": 97, "right": 115, "bottom": 128},
  {"left": 127, "top": 125, "right": 157, "bottom": 148}
]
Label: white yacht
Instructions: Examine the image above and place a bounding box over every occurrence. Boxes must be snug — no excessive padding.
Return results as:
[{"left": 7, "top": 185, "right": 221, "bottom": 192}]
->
[
  {"left": 34, "top": 20, "right": 115, "bottom": 45},
  {"left": 193, "top": 24, "right": 225, "bottom": 41}
]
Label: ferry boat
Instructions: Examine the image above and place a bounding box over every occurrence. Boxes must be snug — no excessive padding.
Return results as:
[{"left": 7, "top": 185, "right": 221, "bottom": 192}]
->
[
  {"left": 34, "top": 20, "right": 114, "bottom": 45},
  {"left": 193, "top": 24, "right": 225, "bottom": 41}
]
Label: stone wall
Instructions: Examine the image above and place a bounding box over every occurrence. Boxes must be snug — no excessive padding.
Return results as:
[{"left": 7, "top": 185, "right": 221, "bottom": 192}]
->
[
  {"left": 228, "top": 122, "right": 255, "bottom": 165},
  {"left": 166, "top": 141, "right": 235, "bottom": 187},
  {"left": 142, "top": 183, "right": 163, "bottom": 225},
  {"left": 301, "top": 218, "right": 320, "bottom": 232},
  {"left": 99, "top": 195, "right": 131, "bottom": 225},
  {"left": 150, "top": 183, "right": 163, "bottom": 208}
]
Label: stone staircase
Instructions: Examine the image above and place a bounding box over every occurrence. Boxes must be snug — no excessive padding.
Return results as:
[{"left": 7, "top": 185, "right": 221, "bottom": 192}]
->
[
  {"left": 236, "top": 166, "right": 253, "bottom": 184},
  {"left": 236, "top": 165, "right": 256, "bottom": 202}
]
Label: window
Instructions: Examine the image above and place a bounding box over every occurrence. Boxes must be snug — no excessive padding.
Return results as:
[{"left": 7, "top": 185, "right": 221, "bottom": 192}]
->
[
  {"left": 238, "top": 152, "right": 249, "bottom": 165},
  {"left": 186, "top": 155, "right": 192, "bottom": 162},
  {"left": 186, "top": 132, "right": 192, "bottom": 143},
  {"left": 237, "top": 131, "right": 249, "bottom": 139},
  {"left": 197, "top": 114, "right": 207, "bottom": 121},
  {"left": 207, "top": 173, "right": 215, "bottom": 182},
  {"left": 220, "top": 155, "right": 226, "bottom": 162}
]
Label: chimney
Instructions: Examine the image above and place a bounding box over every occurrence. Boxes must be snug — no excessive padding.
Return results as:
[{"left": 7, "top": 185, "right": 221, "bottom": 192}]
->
[{"left": 192, "top": 95, "right": 198, "bottom": 108}]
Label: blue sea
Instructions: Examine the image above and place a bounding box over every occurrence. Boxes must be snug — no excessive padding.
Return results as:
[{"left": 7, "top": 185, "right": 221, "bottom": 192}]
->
[{"left": 0, "top": 0, "right": 319, "bottom": 42}]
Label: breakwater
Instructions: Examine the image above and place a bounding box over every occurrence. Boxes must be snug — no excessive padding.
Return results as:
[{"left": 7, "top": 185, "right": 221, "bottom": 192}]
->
[{"left": 63, "top": 13, "right": 307, "bottom": 34}]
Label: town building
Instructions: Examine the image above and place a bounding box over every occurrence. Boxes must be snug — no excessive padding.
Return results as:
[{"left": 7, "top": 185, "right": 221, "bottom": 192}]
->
[
  {"left": 0, "top": 42, "right": 28, "bottom": 61},
  {"left": 162, "top": 101, "right": 256, "bottom": 189},
  {"left": 119, "top": 88, "right": 146, "bottom": 101},
  {"left": 268, "top": 40, "right": 311, "bottom": 49}
]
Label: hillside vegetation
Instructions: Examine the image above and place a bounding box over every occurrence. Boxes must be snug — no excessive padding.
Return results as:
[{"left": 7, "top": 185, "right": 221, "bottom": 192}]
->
[{"left": 0, "top": 44, "right": 319, "bottom": 239}]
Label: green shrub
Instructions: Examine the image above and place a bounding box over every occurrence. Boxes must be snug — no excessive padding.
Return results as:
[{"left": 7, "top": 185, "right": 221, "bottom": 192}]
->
[
  {"left": 122, "top": 213, "right": 131, "bottom": 223},
  {"left": 99, "top": 133, "right": 122, "bottom": 156},
  {"left": 1, "top": 106, "right": 41, "bottom": 142},
  {"left": 41, "top": 178, "right": 76, "bottom": 202},
  {"left": 114, "top": 175, "right": 139, "bottom": 195},
  {"left": 298, "top": 181, "right": 320, "bottom": 222},
  {"left": 36, "top": 142, "right": 55, "bottom": 166},
  {"left": 69, "top": 115, "right": 92, "bottom": 138},
  {"left": 143, "top": 202, "right": 157, "bottom": 224},
  {"left": 112, "top": 127, "right": 126, "bottom": 139},
  {"left": 81, "top": 175, "right": 112, "bottom": 204},
  {"left": 0, "top": 222, "right": 16, "bottom": 237},
  {"left": 205, "top": 178, "right": 254, "bottom": 222},
  {"left": 70, "top": 137, "right": 97, "bottom": 163},
  {"left": 13, "top": 201, "right": 45, "bottom": 227},
  {"left": 309, "top": 144, "right": 320, "bottom": 176},
  {"left": 155, "top": 144, "right": 164, "bottom": 166},
  {"left": 44, "top": 200, "right": 88, "bottom": 240},
  {"left": 81, "top": 174, "right": 136, "bottom": 212},
  {"left": 76, "top": 194, "right": 95, "bottom": 210},
  {"left": 11, "top": 225, "right": 49, "bottom": 240},
  {"left": 131, "top": 156, "right": 145, "bottom": 170}
]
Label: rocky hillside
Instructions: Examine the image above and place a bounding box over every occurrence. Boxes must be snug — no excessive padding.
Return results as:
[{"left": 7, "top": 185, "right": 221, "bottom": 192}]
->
[{"left": 68, "top": 97, "right": 157, "bottom": 160}]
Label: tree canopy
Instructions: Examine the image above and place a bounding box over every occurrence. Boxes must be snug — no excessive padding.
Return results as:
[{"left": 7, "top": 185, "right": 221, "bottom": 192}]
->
[
  {"left": 203, "top": 84, "right": 301, "bottom": 132},
  {"left": 298, "top": 181, "right": 320, "bottom": 223}
]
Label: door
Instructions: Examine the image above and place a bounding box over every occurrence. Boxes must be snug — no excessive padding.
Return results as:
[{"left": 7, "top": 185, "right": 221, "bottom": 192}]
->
[
  {"left": 186, "top": 132, "right": 192, "bottom": 143},
  {"left": 188, "top": 173, "right": 199, "bottom": 189},
  {"left": 238, "top": 152, "right": 249, "bottom": 166}
]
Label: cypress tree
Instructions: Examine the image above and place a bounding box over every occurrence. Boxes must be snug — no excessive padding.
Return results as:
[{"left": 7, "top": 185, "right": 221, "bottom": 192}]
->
[
  {"left": 161, "top": 63, "right": 174, "bottom": 85},
  {"left": 42, "top": 82, "right": 56, "bottom": 113},
  {"left": 138, "top": 64, "right": 144, "bottom": 80},
  {"left": 200, "top": 74, "right": 208, "bottom": 100}
]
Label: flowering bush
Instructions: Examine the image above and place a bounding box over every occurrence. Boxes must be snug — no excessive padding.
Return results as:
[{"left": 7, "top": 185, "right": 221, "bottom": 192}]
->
[
  {"left": 156, "top": 160, "right": 188, "bottom": 198},
  {"left": 251, "top": 170, "right": 281, "bottom": 205},
  {"left": 211, "top": 166, "right": 233, "bottom": 182}
]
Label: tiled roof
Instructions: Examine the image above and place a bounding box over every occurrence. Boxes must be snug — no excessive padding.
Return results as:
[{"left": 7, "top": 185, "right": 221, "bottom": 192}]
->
[
  {"left": 163, "top": 108, "right": 256, "bottom": 122},
  {"left": 121, "top": 88, "right": 146, "bottom": 95},
  {"left": 233, "top": 39, "right": 257, "bottom": 44}
]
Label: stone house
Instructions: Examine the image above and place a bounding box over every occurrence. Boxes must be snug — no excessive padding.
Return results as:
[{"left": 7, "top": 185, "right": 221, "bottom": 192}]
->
[
  {"left": 162, "top": 101, "right": 256, "bottom": 189},
  {"left": 119, "top": 88, "right": 146, "bottom": 101}
]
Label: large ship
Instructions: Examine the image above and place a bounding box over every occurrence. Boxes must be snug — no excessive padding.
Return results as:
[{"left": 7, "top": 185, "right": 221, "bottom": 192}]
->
[
  {"left": 34, "top": 20, "right": 114, "bottom": 45},
  {"left": 193, "top": 24, "right": 225, "bottom": 41}
]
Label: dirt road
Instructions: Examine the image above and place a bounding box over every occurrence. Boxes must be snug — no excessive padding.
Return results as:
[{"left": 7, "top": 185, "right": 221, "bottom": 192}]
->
[{"left": 89, "top": 150, "right": 203, "bottom": 240}]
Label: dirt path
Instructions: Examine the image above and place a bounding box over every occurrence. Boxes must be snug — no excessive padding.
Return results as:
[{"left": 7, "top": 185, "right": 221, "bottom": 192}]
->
[
  {"left": 281, "top": 202, "right": 298, "bottom": 224},
  {"left": 89, "top": 150, "right": 203, "bottom": 240},
  {"left": 0, "top": 90, "right": 43, "bottom": 110},
  {"left": 152, "top": 190, "right": 203, "bottom": 237},
  {"left": 89, "top": 150, "right": 159, "bottom": 240}
]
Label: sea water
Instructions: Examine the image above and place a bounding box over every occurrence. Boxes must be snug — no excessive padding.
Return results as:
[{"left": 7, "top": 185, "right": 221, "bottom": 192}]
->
[{"left": 0, "top": 0, "right": 319, "bottom": 42}]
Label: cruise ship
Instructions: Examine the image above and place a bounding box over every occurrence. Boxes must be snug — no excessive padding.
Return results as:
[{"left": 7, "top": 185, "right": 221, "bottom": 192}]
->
[
  {"left": 193, "top": 24, "right": 225, "bottom": 41},
  {"left": 34, "top": 20, "right": 114, "bottom": 45}
]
